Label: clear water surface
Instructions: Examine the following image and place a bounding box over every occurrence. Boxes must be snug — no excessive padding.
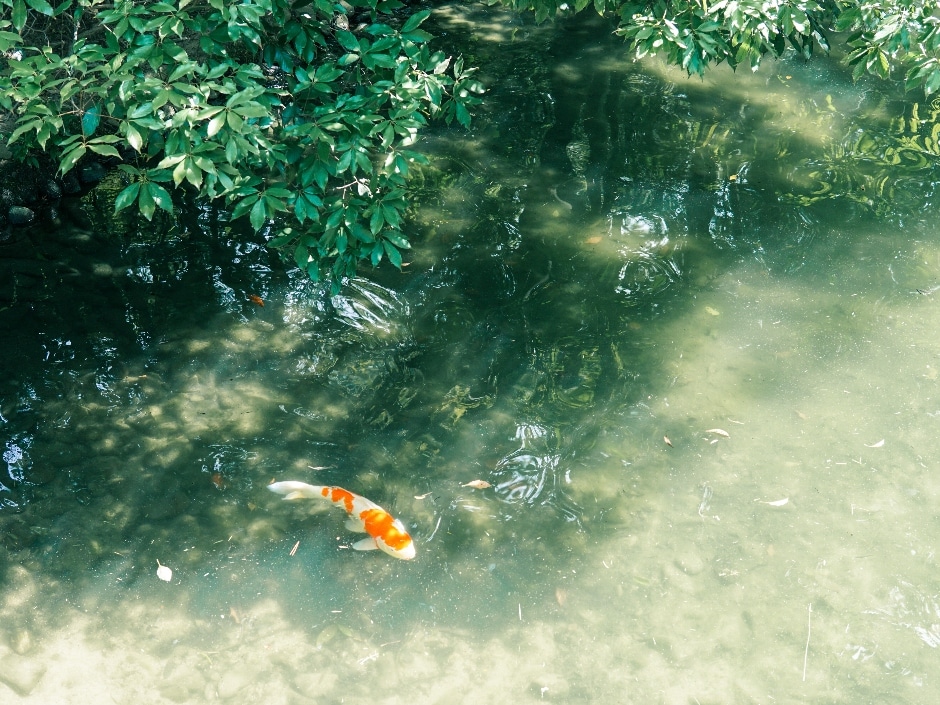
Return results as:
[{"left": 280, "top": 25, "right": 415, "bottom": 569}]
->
[{"left": 2, "top": 6, "right": 940, "bottom": 704}]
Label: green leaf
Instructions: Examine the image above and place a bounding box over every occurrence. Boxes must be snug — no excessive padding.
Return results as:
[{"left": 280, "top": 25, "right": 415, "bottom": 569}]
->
[
  {"left": 268, "top": 232, "right": 295, "bottom": 248},
  {"left": 82, "top": 106, "right": 101, "bottom": 138},
  {"left": 249, "top": 197, "right": 267, "bottom": 230},
  {"left": 369, "top": 207, "right": 385, "bottom": 234},
  {"left": 402, "top": 29, "right": 433, "bottom": 44},
  {"left": 12, "top": 0, "right": 27, "bottom": 32},
  {"left": 128, "top": 103, "right": 155, "bottom": 120},
  {"left": 232, "top": 104, "right": 270, "bottom": 118},
  {"left": 148, "top": 182, "right": 173, "bottom": 213},
  {"left": 384, "top": 231, "right": 410, "bottom": 249},
  {"left": 88, "top": 143, "right": 121, "bottom": 157},
  {"left": 383, "top": 240, "right": 403, "bottom": 268},
  {"left": 207, "top": 112, "right": 227, "bottom": 137},
  {"left": 138, "top": 184, "right": 156, "bottom": 220},
  {"left": 402, "top": 9, "right": 431, "bottom": 34},
  {"left": 59, "top": 144, "right": 87, "bottom": 175},
  {"left": 25, "top": 0, "right": 54, "bottom": 15},
  {"left": 335, "top": 30, "right": 360, "bottom": 52},
  {"left": 455, "top": 101, "right": 471, "bottom": 128},
  {"left": 114, "top": 182, "right": 141, "bottom": 212},
  {"left": 294, "top": 243, "right": 310, "bottom": 269},
  {"left": 126, "top": 124, "right": 144, "bottom": 151}
]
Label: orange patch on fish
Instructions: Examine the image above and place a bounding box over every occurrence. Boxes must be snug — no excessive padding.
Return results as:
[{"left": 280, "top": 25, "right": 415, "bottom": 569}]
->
[
  {"left": 360, "top": 508, "right": 412, "bottom": 551},
  {"left": 322, "top": 486, "right": 356, "bottom": 513}
]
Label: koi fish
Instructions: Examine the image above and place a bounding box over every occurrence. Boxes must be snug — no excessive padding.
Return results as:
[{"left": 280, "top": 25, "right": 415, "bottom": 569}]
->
[{"left": 267, "top": 480, "right": 416, "bottom": 560}]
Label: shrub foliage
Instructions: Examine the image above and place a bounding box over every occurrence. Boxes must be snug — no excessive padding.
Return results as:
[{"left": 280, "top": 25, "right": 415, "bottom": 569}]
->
[{"left": 0, "top": 0, "right": 483, "bottom": 287}]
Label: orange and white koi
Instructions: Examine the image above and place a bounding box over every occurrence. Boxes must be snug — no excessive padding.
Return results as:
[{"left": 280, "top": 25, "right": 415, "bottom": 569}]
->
[{"left": 267, "top": 480, "right": 416, "bottom": 560}]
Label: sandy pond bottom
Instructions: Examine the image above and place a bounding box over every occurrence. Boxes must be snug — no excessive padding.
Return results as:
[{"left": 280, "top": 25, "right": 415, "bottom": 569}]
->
[{"left": 4, "top": 236, "right": 940, "bottom": 705}]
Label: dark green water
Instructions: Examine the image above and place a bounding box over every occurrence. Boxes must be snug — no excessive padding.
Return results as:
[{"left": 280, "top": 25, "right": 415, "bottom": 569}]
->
[{"left": 3, "top": 6, "right": 940, "bottom": 704}]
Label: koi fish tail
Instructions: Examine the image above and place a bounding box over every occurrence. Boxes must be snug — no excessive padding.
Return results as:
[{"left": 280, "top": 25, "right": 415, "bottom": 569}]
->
[{"left": 267, "top": 480, "right": 325, "bottom": 501}]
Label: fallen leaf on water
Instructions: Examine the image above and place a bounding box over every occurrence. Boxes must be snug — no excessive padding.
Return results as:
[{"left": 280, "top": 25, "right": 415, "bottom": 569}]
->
[
  {"left": 210, "top": 472, "right": 226, "bottom": 490},
  {"left": 705, "top": 428, "right": 730, "bottom": 438},
  {"left": 664, "top": 435, "right": 673, "bottom": 447},
  {"left": 248, "top": 294, "right": 264, "bottom": 307},
  {"left": 156, "top": 560, "right": 173, "bottom": 582},
  {"left": 758, "top": 498, "right": 789, "bottom": 507},
  {"left": 865, "top": 439, "right": 885, "bottom": 448},
  {"left": 555, "top": 587, "right": 568, "bottom": 606},
  {"left": 462, "top": 480, "right": 491, "bottom": 489},
  {"left": 585, "top": 236, "right": 602, "bottom": 245},
  {"left": 704, "top": 306, "right": 720, "bottom": 316}
]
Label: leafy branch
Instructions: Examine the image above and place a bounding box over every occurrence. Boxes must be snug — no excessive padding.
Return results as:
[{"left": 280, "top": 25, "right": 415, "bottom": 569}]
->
[{"left": 1, "top": 0, "right": 484, "bottom": 290}]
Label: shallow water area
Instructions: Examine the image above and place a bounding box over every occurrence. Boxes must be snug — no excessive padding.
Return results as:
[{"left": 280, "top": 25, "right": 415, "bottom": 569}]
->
[{"left": 4, "top": 7, "right": 940, "bottom": 705}]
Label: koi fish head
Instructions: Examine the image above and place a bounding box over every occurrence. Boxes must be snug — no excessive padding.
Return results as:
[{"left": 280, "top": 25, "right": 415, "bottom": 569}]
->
[{"left": 360, "top": 508, "right": 416, "bottom": 560}]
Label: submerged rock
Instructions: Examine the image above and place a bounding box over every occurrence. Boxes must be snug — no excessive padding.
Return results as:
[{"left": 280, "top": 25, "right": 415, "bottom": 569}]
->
[
  {"left": 216, "top": 668, "right": 253, "bottom": 699},
  {"left": 8, "top": 206, "right": 34, "bottom": 226},
  {"left": 0, "top": 650, "right": 46, "bottom": 696},
  {"left": 159, "top": 663, "right": 207, "bottom": 703},
  {"left": 79, "top": 161, "right": 107, "bottom": 185}
]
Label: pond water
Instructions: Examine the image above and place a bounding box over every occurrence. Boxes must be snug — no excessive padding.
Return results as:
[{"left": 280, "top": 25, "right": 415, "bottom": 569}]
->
[{"left": 3, "top": 6, "right": 940, "bottom": 704}]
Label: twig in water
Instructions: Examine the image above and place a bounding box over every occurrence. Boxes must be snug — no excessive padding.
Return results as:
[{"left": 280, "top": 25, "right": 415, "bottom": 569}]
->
[
  {"left": 426, "top": 515, "right": 443, "bottom": 542},
  {"left": 802, "top": 603, "right": 813, "bottom": 682}
]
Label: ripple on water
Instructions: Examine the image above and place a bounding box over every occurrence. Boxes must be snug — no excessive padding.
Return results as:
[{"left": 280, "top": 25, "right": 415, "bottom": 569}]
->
[
  {"left": 331, "top": 278, "right": 408, "bottom": 336},
  {"left": 491, "top": 423, "right": 580, "bottom": 522}
]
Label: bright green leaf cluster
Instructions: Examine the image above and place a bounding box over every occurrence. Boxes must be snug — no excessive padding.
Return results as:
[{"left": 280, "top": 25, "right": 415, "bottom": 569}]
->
[
  {"left": 0, "top": 0, "right": 485, "bottom": 290},
  {"left": 486, "top": 0, "right": 940, "bottom": 97}
]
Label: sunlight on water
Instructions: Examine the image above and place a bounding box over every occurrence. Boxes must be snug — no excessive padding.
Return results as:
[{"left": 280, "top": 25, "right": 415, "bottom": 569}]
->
[{"left": 4, "top": 6, "right": 940, "bottom": 705}]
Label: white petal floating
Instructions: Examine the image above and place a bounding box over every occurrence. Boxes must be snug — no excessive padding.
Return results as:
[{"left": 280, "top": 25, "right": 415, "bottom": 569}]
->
[
  {"left": 156, "top": 560, "right": 173, "bottom": 582},
  {"left": 705, "top": 428, "right": 731, "bottom": 438}
]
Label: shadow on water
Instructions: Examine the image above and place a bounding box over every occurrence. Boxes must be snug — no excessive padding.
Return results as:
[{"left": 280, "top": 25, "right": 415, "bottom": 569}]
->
[{"left": 1, "top": 5, "right": 940, "bottom": 703}]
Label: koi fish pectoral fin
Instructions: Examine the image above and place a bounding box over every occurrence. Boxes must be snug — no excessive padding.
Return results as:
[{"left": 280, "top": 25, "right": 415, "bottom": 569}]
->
[
  {"left": 351, "top": 538, "right": 379, "bottom": 551},
  {"left": 344, "top": 516, "right": 367, "bottom": 533},
  {"left": 281, "top": 491, "right": 308, "bottom": 501}
]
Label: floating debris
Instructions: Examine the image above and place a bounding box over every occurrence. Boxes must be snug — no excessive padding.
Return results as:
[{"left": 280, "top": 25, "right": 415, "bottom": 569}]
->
[
  {"left": 705, "top": 428, "right": 730, "bottom": 438},
  {"left": 462, "top": 480, "right": 491, "bottom": 489},
  {"left": 757, "top": 498, "right": 789, "bottom": 507},
  {"left": 664, "top": 436, "right": 673, "bottom": 447},
  {"left": 865, "top": 439, "right": 885, "bottom": 448},
  {"left": 156, "top": 560, "right": 173, "bottom": 582},
  {"left": 248, "top": 294, "right": 264, "bottom": 307}
]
